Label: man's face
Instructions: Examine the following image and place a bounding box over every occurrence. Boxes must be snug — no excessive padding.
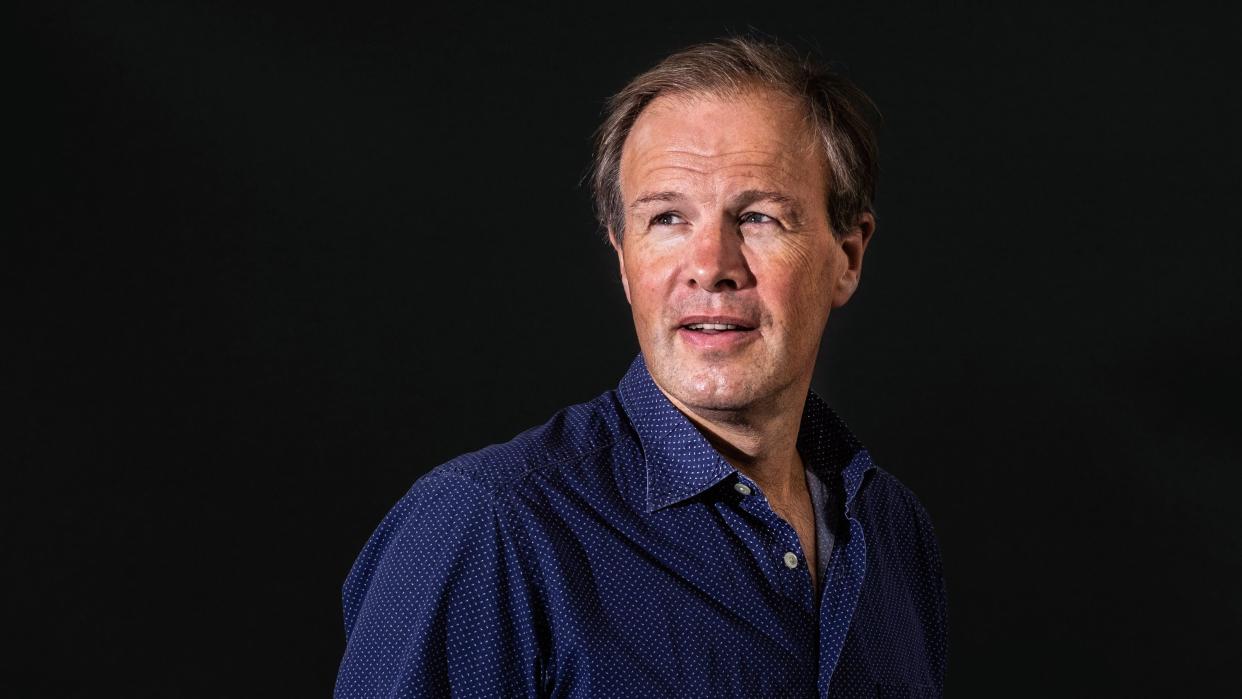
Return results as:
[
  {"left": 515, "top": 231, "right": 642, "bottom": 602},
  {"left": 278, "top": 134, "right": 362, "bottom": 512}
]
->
[{"left": 612, "top": 88, "right": 872, "bottom": 415}]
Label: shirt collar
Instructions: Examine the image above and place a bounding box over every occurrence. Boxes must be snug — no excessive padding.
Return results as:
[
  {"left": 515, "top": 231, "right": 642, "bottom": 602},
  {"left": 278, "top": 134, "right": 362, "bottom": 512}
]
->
[{"left": 616, "top": 353, "right": 875, "bottom": 514}]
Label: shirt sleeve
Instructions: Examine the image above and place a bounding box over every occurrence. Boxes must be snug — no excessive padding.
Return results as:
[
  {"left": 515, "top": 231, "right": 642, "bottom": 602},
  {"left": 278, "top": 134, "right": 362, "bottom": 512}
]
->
[{"left": 335, "top": 465, "right": 544, "bottom": 698}]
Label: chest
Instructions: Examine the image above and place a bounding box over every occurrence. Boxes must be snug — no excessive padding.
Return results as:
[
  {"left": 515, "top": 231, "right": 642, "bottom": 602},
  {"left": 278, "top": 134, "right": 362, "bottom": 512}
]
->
[
  {"left": 540, "top": 549, "right": 820, "bottom": 697},
  {"left": 515, "top": 467, "right": 939, "bottom": 696},
  {"left": 533, "top": 494, "right": 827, "bottom": 695}
]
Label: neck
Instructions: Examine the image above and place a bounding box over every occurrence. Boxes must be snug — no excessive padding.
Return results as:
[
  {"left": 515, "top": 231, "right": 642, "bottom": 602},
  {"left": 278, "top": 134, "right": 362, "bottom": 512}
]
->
[{"left": 655, "top": 375, "right": 811, "bottom": 502}]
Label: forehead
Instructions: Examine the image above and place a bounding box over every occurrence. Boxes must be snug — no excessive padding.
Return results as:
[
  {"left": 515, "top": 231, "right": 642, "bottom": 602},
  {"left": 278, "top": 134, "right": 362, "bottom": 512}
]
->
[{"left": 619, "top": 88, "right": 823, "bottom": 197}]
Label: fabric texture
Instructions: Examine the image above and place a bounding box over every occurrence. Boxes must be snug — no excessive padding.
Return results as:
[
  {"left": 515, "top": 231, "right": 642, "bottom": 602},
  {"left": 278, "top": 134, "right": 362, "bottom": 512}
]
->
[{"left": 336, "top": 354, "right": 947, "bottom": 697}]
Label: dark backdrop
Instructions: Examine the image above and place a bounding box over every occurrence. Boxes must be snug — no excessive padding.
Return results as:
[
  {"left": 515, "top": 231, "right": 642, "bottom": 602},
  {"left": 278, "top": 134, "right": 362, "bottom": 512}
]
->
[{"left": 15, "top": 2, "right": 1241, "bottom": 695}]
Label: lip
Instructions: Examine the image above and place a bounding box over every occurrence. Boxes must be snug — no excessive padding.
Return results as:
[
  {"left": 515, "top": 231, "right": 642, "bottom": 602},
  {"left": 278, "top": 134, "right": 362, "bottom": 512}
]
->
[{"left": 675, "top": 314, "right": 759, "bottom": 352}]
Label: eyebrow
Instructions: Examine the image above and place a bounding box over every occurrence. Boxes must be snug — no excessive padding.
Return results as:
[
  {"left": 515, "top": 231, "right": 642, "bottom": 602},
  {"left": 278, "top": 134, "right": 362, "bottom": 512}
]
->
[
  {"left": 628, "top": 191, "right": 684, "bottom": 211},
  {"left": 630, "top": 189, "right": 803, "bottom": 210},
  {"left": 733, "top": 189, "right": 807, "bottom": 227}
]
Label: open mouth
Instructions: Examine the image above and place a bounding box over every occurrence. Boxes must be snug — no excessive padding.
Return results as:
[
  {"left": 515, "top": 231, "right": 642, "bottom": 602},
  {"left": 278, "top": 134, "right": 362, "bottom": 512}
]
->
[
  {"left": 676, "top": 317, "right": 759, "bottom": 349},
  {"left": 680, "top": 322, "right": 755, "bottom": 334}
]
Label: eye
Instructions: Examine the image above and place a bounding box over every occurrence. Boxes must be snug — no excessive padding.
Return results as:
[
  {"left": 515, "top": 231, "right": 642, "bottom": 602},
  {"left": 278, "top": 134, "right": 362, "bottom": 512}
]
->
[
  {"left": 651, "top": 212, "right": 685, "bottom": 226},
  {"left": 739, "top": 211, "right": 777, "bottom": 226}
]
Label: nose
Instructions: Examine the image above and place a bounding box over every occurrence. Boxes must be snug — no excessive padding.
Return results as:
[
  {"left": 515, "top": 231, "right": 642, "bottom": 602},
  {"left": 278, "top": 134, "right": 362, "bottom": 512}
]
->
[{"left": 686, "top": 219, "right": 754, "bottom": 291}]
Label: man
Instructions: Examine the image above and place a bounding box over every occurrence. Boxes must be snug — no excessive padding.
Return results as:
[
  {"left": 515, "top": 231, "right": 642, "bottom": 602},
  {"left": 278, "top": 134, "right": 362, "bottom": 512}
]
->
[{"left": 336, "top": 36, "right": 946, "bottom": 698}]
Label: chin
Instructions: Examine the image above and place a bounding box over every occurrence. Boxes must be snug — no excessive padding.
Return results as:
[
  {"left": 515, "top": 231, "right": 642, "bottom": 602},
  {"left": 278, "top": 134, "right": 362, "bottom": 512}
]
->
[
  {"left": 644, "top": 343, "right": 776, "bottom": 411},
  {"left": 667, "top": 370, "right": 762, "bottom": 413}
]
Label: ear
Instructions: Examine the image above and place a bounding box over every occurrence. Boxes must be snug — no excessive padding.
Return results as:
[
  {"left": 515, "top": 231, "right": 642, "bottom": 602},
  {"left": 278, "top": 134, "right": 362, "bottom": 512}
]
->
[
  {"left": 608, "top": 228, "right": 632, "bottom": 305},
  {"left": 830, "top": 211, "right": 876, "bottom": 309}
]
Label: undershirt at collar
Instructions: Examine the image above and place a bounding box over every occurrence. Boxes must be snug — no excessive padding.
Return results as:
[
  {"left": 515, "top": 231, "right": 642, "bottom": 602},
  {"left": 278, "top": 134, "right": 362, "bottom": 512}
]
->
[{"left": 804, "top": 463, "right": 840, "bottom": 607}]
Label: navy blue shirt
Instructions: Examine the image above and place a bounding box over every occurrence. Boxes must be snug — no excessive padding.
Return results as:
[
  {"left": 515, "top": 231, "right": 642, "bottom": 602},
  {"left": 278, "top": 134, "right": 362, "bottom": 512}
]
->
[{"left": 336, "top": 354, "right": 947, "bottom": 697}]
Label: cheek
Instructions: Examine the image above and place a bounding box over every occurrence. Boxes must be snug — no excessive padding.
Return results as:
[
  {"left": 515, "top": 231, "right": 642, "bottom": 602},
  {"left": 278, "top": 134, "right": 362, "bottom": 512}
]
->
[
  {"left": 623, "top": 277, "right": 661, "bottom": 331},
  {"left": 755, "top": 242, "right": 836, "bottom": 318},
  {"left": 769, "top": 286, "right": 827, "bottom": 334},
  {"left": 754, "top": 234, "right": 831, "bottom": 279},
  {"left": 625, "top": 252, "right": 679, "bottom": 314}
]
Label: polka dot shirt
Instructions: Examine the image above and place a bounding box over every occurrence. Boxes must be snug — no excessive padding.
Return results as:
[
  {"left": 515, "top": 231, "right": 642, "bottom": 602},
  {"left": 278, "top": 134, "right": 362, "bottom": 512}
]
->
[{"left": 336, "top": 354, "right": 947, "bottom": 697}]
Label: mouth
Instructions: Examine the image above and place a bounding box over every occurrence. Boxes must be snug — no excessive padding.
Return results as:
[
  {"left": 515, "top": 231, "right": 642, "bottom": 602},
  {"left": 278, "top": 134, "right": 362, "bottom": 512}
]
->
[
  {"left": 675, "top": 315, "right": 759, "bottom": 350},
  {"left": 677, "top": 314, "right": 757, "bottom": 332},
  {"left": 680, "top": 322, "right": 753, "bottom": 333}
]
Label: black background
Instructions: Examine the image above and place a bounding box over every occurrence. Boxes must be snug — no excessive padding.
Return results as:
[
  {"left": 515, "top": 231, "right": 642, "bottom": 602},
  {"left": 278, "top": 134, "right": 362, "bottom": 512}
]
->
[{"left": 15, "top": 1, "right": 1241, "bottom": 695}]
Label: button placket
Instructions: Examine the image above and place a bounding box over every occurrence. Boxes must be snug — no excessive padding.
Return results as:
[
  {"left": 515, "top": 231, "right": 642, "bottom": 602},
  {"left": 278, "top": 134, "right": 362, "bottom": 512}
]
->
[
  {"left": 730, "top": 476, "right": 812, "bottom": 603},
  {"left": 761, "top": 506, "right": 813, "bottom": 607}
]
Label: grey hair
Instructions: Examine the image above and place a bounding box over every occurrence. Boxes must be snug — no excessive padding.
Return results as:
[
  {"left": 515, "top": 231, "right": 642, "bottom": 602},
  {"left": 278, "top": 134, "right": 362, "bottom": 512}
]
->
[{"left": 589, "top": 36, "right": 881, "bottom": 245}]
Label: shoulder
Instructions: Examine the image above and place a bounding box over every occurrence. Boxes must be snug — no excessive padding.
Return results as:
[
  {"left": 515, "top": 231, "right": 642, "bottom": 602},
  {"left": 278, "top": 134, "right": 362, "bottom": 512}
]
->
[
  {"left": 434, "top": 391, "right": 623, "bottom": 501},
  {"left": 340, "top": 389, "right": 627, "bottom": 628},
  {"left": 857, "top": 465, "right": 940, "bottom": 534},
  {"left": 853, "top": 465, "right": 945, "bottom": 588},
  {"left": 337, "top": 400, "right": 627, "bottom": 697},
  {"left": 349, "top": 390, "right": 627, "bottom": 571}
]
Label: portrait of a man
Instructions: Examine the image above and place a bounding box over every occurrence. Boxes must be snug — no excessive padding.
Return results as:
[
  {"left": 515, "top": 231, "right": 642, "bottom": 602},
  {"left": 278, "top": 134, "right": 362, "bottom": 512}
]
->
[
  {"left": 335, "top": 37, "right": 946, "bottom": 697},
  {"left": 18, "top": 3, "right": 1239, "bottom": 696}
]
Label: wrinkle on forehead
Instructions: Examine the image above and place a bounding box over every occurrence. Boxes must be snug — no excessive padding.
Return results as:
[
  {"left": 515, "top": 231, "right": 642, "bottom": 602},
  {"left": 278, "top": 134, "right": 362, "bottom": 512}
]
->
[{"left": 634, "top": 155, "right": 804, "bottom": 185}]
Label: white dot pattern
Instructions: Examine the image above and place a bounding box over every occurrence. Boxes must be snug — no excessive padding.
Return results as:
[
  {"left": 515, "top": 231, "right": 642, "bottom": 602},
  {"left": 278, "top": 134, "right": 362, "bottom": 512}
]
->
[{"left": 336, "top": 353, "right": 947, "bottom": 697}]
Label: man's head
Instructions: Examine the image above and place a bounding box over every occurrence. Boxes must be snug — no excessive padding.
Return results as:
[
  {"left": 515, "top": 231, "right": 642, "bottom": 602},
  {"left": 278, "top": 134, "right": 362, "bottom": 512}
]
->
[{"left": 591, "top": 37, "right": 880, "bottom": 418}]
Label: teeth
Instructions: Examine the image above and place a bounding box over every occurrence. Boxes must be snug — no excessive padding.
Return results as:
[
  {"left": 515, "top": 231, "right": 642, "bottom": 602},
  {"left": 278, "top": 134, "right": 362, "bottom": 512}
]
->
[{"left": 687, "top": 323, "right": 741, "bottom": 330}]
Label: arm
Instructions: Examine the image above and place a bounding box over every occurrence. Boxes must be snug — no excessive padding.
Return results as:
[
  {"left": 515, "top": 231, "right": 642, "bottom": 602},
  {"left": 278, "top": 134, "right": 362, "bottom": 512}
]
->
[{"left": 335, "top": 466, "right": 543, "bottom": 698}]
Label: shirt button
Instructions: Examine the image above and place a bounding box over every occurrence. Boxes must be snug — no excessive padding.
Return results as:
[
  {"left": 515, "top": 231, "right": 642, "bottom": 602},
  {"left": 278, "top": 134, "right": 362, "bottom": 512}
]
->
[
  {"left": 733, "top": 483, "right": 752, "bottom": 496},
  {"left": 784, "top": 552, "right": 799, "bottom": 569}
]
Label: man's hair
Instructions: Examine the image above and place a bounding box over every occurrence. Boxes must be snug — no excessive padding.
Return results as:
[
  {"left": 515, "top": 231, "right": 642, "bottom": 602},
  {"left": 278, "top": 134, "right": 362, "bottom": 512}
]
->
[{"left": 590, "top": 36, "right": 881, "bottom": 245}]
